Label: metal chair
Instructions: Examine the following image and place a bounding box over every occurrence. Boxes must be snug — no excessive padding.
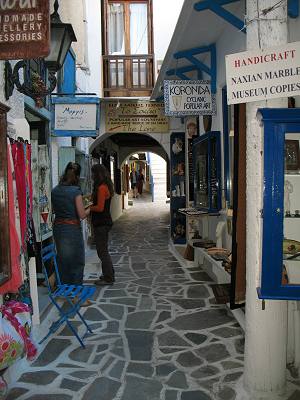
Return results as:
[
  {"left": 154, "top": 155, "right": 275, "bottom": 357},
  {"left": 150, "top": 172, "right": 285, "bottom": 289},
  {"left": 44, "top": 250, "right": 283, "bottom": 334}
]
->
[{"left": 39, "top": 244, "right": 96, "bottom": 348}]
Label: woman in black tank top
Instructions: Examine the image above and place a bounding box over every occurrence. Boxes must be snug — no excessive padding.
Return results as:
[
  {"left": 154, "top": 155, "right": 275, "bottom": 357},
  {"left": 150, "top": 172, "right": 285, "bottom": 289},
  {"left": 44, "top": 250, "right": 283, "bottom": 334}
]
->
[{"left": 90, "top": 164, "right": 115, "bottom": 285}]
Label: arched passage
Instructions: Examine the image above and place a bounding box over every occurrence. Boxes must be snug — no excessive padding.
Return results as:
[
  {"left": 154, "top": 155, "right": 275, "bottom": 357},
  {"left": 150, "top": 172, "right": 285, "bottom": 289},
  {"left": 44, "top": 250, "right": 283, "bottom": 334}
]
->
[
  {"left": 89, "top": 131, "right": 170, "bottom": 219},
  {"left": 89, "top": 131, "right": 169, "bottom": 164}
]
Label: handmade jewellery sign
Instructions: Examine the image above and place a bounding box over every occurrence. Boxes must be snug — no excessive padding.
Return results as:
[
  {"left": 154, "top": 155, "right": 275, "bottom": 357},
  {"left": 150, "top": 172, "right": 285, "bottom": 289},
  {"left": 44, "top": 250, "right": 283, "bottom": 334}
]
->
[
  {"left": 52, "top": 97, "right": 100, "bottom": 137},
  {"left": 105, "top": 101, "right": 169, "bottom": 133},
  {"left": 0, "top": 1, "right": 50, "bottom": 60},
  {"left": 164, "top": 80, "right": 216, "bottom": 116},
  {"left": 226, "top": 41, "right": 300, "bottom": 104}
]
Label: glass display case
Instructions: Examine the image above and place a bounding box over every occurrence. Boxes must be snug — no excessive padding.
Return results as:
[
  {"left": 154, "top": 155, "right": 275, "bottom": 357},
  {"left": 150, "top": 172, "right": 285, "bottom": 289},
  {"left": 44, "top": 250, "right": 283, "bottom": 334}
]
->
[
  {"left": 258, "top": 108, "right": 300, "bottom": 300},
  {"left": 193, "top": 131, "right": 221, "bottom": 212}
]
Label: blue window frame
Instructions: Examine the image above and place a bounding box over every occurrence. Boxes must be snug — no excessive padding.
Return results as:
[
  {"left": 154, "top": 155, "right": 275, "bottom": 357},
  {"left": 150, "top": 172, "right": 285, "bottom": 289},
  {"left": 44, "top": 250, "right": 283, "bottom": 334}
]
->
[
  {"left": 58, "top": 49, "right": 76, "bottom": 94},
  {"left": 193, "top": 131, "right": 222, "bottom": 213},
  {"left": 258, "top": 108, "right": 300, "bottom": 300}
]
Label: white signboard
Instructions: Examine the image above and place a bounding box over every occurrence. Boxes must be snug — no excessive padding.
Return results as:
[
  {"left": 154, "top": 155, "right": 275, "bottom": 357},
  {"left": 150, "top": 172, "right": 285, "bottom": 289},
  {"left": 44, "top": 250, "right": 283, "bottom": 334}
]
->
[
  {"left": 55, "top": 103, "right": 97, "bottom": 131},
  {"left": 164, "top": 80, "right": 216, "bottom": 116},
  {"left": 226, "top": 41, "right": 300, "bottom": 104}
]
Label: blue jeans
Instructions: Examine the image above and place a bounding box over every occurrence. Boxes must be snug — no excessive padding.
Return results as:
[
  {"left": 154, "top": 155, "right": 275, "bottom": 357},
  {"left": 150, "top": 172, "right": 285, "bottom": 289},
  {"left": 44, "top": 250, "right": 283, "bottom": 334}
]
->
[{"left": 53, "top": 224, "right": 85, "bottom": 285}]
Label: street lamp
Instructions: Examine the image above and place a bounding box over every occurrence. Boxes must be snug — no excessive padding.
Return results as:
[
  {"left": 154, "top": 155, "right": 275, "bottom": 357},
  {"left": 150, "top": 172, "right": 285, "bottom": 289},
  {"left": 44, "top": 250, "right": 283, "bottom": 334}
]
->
[
  {"left": 45, "top": 0, "right": 77, "bottom": 73},
  {"left": 5, "top": 0, "right": 77, "bottom": 106}
]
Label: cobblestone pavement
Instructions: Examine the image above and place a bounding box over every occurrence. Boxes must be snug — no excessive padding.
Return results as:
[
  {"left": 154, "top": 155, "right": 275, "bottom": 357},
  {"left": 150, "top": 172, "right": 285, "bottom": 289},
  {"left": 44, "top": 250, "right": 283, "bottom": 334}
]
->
[{"left": 7, "top": 198, "right": 245, "bottom": 400}]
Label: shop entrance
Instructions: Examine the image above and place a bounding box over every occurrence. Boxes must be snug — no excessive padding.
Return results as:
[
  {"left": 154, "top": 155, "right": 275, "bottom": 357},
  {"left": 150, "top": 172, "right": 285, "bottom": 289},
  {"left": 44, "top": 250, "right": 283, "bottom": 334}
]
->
[{"left": 25, "top": 109, "right": 53, "bottom": 323}]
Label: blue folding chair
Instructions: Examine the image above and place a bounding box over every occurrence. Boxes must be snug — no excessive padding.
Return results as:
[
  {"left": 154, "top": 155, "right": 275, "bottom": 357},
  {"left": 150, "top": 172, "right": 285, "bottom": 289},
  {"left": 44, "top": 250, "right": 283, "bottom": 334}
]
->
[{"left": 40, "top": 244, "right": 96, "bottom": 348}]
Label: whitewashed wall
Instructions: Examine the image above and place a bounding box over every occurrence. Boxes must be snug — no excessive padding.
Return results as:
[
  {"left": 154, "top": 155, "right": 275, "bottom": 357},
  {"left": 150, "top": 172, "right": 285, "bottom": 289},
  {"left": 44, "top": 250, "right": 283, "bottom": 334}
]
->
[{"left": 153, "top": 0, "right": 185, "bottom": 67}]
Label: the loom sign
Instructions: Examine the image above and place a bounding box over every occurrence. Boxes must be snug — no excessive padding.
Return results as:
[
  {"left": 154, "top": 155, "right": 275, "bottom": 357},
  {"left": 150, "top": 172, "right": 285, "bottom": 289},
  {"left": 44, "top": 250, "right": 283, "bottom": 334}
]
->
[{"left": 0, "top": 0, "right": 50, "bottom": 60}]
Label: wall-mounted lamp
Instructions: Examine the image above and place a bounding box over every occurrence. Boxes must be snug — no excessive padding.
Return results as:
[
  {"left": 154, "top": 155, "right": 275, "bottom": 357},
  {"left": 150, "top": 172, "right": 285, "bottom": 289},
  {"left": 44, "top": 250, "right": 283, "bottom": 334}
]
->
[{"left": 5, "top": 0, "right": 77, "bottom": 107}]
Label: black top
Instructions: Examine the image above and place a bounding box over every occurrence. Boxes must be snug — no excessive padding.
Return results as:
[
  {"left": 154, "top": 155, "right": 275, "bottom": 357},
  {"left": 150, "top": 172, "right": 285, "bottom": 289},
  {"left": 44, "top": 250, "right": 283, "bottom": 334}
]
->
[{"left": 91, "top": 197, "right": 113, "bottom": 227}]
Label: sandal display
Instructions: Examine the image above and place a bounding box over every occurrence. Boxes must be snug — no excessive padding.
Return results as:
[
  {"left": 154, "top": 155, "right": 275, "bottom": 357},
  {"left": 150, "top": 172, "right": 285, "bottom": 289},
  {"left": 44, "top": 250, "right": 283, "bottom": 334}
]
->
[
  {"left": 207, "top": 248, "right": 231, "bottom": 260},
  {"left": 193, "top": 239, "right": 216, "bottom": 248}
]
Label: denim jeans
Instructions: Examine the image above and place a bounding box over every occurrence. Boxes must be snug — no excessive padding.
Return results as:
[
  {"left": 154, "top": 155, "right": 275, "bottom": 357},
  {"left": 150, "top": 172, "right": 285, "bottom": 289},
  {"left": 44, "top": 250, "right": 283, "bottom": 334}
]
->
[
  {"left": 94, "top": 225, "right": 114, "bottom": 281},
  {"left": 53, "top": 224, "right": 85, "bottom": 285}
]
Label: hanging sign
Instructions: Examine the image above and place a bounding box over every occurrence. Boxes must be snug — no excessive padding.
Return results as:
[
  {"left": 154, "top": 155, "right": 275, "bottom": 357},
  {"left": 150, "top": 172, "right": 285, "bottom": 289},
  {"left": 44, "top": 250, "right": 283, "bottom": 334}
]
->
[
  {"left": 164, "top": 80, "right": 216, "bottom": 116},
  {"left": 105, "top": 101, "right": 169, "bottom": 133},
  {"left": 52, "top": 97, "right": 100, "bottom": 137},
  {"left": 226, "top": 41, "right": 300, "bottom": 105},
  {"left": 0, "top": 1, "right": 50, "bottom": 60}
]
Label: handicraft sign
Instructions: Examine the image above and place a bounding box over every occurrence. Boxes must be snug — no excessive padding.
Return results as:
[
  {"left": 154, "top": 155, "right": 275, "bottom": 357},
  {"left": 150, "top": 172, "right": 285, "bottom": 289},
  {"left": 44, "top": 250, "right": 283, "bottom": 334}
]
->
[
  {"left": 164, "top": 80, "right": 216, "bottom": 116},
  {"left": 105, "top": 101, "right": 169, "bottom": 133},
  {"left": 0, "top": 0, "right": 50, "bottom": 60},
  {"left": 226, "top": 41, "right": 300, "bottom": 104}
]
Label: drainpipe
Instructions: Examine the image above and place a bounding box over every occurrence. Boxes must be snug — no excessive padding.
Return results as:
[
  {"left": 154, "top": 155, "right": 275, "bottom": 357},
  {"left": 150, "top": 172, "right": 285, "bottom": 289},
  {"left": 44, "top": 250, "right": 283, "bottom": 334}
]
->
[{"left": 244, "top": 1, "right": 288, "bottom": 398}]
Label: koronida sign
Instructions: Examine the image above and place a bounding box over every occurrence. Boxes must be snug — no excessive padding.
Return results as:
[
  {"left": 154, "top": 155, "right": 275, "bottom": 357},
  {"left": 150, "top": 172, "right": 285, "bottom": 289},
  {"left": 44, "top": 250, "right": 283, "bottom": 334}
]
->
[
  {"left": 0, "top": 0, "right": 50, "bottom": 60},
  {"left": 164, "top": 80, "right": 216, "bottom": 116},
  {"left": 226, "top": 41, "right": 300, "bottom": 104}
]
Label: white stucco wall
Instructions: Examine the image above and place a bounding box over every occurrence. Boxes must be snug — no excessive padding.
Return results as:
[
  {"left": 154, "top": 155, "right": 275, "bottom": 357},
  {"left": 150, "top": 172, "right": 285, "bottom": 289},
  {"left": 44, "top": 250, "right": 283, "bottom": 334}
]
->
[{"left": 153, "top": 0, "right": 185, "bottom": 66}]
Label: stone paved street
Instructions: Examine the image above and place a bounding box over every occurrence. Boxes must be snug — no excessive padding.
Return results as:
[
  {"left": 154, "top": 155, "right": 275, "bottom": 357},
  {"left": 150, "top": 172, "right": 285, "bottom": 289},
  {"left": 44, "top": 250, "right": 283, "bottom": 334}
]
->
[{"left": 7, "top": 198, "right": 245, "bottom": 400}]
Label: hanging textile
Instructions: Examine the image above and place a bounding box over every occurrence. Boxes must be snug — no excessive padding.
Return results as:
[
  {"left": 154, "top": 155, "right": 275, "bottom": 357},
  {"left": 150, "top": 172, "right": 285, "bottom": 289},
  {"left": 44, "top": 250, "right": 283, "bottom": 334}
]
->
[
  {"left": 0, "top": 140, "right": 22, "bottom": 295},
  {"left": 11, "top": 141, "right": 27, "bottom": 247},
  {"left": 25, "top": 143, "right": 36, "bottom": 254}
]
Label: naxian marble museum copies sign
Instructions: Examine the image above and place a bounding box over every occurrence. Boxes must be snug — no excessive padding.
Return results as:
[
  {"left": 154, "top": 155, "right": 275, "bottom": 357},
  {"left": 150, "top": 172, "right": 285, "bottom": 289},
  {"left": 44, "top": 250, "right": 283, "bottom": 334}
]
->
[
  {"left": 226, "top": 41, "right": 300, "bottom": 104},
  {"left": 0, "top": 0, "right": 50, "bottom": 60},
  {"left": 164, "top": 80, "right": 216, "bottom": 116},
  {"left": 105, "top": 101, "right": 169, "bottom": 133}
]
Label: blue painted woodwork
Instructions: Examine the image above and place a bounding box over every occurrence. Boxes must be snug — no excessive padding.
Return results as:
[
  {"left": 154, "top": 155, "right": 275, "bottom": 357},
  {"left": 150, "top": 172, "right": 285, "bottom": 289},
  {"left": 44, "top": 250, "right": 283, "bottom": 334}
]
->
[
  {"left": 193, "top": 131, "right": 222, "bottom": 212},
  {"left": 25, "top": 96, "right": 51, "bottom": 121},
  {"left": 195, "top": 0, "right": 299, "bottom": 23},
  {"left": 222, "top": 87, "right": 230, "bottom": 204},
  {"left": 40, "top": 244, "right": 96, "bottom": 347},
  {"left": 58, "top": 49, "right": 76, "bottom": 94},
  {"left": 194, "top": 0, "right": 246, "bottom": 33},
  {"left": 167, "top": 65, "right": 203, "bottom": 81},
  {"left": 288, "top": 0, "right": 299, "bottom": 18},
  {"left": 258, "top": 108, "right": 300, "bottom": 300},
  {"left": 166, "top": 45, "right": 217, "bottom": 94},
  {"left": 51, "top": 96, "right": 100, "bottom": 138}
]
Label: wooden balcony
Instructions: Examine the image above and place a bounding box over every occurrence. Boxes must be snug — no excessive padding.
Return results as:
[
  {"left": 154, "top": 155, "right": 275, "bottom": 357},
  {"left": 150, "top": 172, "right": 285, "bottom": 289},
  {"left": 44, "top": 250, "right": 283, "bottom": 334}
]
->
[{"left": 103, "top": 54, "right": 154, "bottom": 97}]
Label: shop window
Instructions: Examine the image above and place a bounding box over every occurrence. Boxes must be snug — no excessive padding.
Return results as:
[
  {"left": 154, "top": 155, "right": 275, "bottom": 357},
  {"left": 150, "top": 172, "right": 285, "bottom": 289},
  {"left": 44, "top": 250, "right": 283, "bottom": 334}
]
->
[
  {"left": 222, "top": 87, "right": 235, "bottom": 209},
  {"left": 58, "top": 50, "right": 76, "bottom": 94},
  {"left": 259, "top": 108, "right": 300, "bottom": 300},
  {"left": 102, "top": 0, "right": 154, "bottom": 97},
  {"left": 193, "top": 131, "right": 222, "bottom": 213}
]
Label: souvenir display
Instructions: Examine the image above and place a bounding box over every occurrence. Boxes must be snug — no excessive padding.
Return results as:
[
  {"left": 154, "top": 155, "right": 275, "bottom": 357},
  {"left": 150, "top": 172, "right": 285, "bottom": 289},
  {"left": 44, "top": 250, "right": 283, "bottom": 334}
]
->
[{"left": 170, "top": 132, "right": 186, "bottom": 244}]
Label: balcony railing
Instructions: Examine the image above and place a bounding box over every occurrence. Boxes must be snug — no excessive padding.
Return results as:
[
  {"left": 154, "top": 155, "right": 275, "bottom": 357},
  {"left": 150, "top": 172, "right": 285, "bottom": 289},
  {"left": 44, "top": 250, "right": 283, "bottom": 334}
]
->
[{"left": 103, "top": 54, "right": 154, "bottom": 96}]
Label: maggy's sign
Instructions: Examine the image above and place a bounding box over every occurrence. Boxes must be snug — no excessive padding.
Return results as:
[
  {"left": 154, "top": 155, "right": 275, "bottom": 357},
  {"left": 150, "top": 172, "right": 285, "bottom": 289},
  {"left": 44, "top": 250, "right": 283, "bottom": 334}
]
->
[
  {"left": 226, "top": 41, "right": 300, "bottom": 104},
  {"left": 0, "top": 0, "right": 50, "bottom": 60}
]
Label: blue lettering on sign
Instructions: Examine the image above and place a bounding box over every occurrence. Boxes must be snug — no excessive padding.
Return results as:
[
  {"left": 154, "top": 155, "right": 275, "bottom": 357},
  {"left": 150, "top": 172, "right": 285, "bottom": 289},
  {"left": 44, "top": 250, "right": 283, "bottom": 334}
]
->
[{"left": 62, "top": 107, "right": 85, "bottom": 117}]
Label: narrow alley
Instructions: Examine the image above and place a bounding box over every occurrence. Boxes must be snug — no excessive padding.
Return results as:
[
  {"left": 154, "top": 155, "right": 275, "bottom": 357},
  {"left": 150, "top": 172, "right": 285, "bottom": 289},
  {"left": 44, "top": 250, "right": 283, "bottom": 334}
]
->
[{"left": 7, "top": 198, "right": 244, "bottom": 400}]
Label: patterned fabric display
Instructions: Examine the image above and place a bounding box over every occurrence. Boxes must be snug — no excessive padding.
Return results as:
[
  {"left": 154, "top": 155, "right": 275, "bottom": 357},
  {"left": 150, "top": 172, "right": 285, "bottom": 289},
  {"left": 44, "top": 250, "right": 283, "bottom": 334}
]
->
[{"left": 0, "top": 301, "right": 37, "bottom": 371}]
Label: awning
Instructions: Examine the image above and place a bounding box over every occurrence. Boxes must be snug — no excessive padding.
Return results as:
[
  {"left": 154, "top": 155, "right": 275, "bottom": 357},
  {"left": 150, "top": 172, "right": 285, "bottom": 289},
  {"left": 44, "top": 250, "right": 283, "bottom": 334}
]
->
[{"left": 151, "top": 0, "right": 246, "bottom": 101}]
